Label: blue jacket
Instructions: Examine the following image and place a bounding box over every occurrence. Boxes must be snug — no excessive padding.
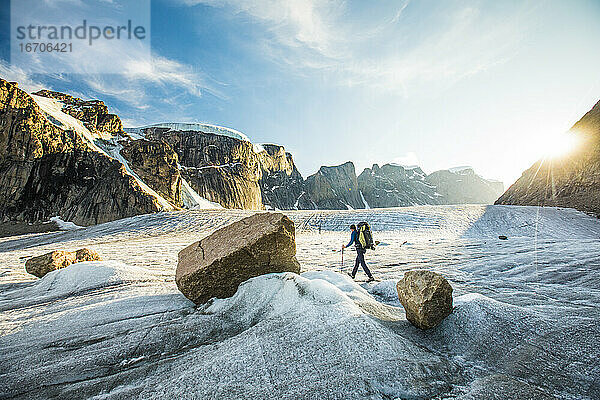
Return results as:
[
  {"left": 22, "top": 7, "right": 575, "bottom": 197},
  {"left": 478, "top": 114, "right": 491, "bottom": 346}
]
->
[{"left": 346, "top": 230, "right": 359, "bottom": 248}]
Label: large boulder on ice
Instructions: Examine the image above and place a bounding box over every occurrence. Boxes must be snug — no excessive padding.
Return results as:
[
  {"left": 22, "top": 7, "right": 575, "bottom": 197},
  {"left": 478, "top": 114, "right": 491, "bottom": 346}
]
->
[
  {"left": 176, "top": 212, "right": 301, "bottom": 304},
  {"left": 396, "top": 270, "right": 453, "bottom": 329},
  {"left": 25, "top": 248, "right": 102, "bottom": 278}
]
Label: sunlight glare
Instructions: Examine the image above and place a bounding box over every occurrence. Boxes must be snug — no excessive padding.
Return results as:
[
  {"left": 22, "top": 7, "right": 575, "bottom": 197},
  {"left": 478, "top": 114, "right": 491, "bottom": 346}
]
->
[{"left": 540, "top": 132, "right": 580, "bottom": 158}]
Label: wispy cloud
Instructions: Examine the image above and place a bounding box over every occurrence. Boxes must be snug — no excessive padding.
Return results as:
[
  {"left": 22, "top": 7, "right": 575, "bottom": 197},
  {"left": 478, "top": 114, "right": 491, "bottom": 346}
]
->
[
  {"left": 183, "top": 0, "right": 531, "bottom": 94},
  {"left": 0, "top": 61, "right": 52, "bottom": 92},
  {"left": 7, "top": 0, "right": 216, "bottom": 108},
  {"left": 183, "top": 0, "right": 345, "bottom": 58},
  {"left": 122, "top": 55, "right": 209, "bottom": 97},
  {"left": 81, "top": 53, "right": 223, "bottom": 108},
  {"left": 1, "top": 52, "right": 212, "bottom": 110}
]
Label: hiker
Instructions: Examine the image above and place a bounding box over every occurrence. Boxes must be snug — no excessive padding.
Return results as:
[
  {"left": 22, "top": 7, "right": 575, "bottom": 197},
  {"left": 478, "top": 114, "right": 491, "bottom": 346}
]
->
[{"left": 342, "top": 224, "right": 374, "bottom": 282}]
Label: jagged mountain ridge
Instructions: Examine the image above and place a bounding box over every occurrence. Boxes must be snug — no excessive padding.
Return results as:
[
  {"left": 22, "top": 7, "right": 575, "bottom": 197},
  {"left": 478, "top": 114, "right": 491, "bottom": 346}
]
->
[
  {"left": 496, "top": 99, "right": 600, "bottom": 216},
  {"left": 303, "top": 162, "right": 365, "bottom": 210},
  {"left": 358, "top": 164, "right": 442, "bottom": 207},
  {"left": 427, "top": 167, "right": 504, "bottom": 205},
  {"left": 0, "top": 79, "right": 505, "bottom": 226}
]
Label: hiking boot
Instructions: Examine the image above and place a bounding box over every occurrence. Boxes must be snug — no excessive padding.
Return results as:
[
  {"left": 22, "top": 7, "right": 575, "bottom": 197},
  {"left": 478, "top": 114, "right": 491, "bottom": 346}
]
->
[
  {"left": 366, "top": 277, "right": 375, "bottom": 282},
  {"left": 347, "top": 272, "right": 355, "bottom": 279}
]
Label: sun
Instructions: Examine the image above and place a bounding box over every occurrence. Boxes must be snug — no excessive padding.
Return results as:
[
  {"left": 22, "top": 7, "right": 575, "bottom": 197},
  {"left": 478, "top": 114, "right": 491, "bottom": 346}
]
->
[{"left": 540, "top": 132, "right": 581, "bottom": 159}]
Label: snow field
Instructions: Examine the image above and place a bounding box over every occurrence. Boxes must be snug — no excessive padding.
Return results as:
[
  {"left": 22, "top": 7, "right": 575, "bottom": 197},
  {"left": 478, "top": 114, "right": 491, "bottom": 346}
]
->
[{"left": 1, "top": 205, "right": 599, "bottom": 398}]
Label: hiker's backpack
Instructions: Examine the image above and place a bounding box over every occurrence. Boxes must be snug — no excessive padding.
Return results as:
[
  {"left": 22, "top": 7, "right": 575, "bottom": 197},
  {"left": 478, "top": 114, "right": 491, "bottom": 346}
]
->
[{"left": 356, "top": 222, "right": 375, "bottom": 250}]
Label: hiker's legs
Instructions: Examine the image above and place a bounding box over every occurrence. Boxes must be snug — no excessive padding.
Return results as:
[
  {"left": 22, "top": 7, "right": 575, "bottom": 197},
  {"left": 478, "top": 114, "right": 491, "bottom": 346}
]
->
[
  {"left": 357, "top": 249, "right": 373, "bottom": 278},
  {"left": 352, "top": 254, "right": 360, "bottom": 277}
]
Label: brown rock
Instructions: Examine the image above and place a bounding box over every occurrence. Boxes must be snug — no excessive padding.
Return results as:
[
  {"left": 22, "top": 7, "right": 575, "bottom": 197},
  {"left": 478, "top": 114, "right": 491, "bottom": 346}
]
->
[
  {"left": 396, "top": 270, "right": 453, "bottom": 330},
  {"left": 120, "top": 139, "right": 182, "bottom": 206},
  {"left": 25, "top": 248, "right": 102, "bottom": 278},
  {"left": 176, "top": 212, "right": 300, "bottom": 304}
]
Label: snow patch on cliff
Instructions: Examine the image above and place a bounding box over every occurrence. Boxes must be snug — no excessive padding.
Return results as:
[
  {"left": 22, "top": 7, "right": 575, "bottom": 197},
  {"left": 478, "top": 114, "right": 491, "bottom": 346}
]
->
[
  {"left": 360, "top": 191, "right": 370, "bottom": 209},
  {"left": 181, "top": 177, "right": 222, "bottom": 209},
  {"left": 448, "top": 166, "right": 474, "bottom": 174},
  {"left": 49, "top": 216, "right": 83, "bottom": 231},
  {"left": 30, "top": 94, "right": 109, "bottom": 153},
  {"left": 98, "top": 140, "right": 175, "bottom": 211}
]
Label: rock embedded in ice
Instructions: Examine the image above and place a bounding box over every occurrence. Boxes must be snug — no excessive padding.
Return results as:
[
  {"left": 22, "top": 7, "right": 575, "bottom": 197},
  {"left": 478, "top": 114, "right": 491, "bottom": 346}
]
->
[
  {"left": 176, "top": 212, "right": 301, "bottom": 304},
  {"left": 396, "top": 270, "right": 453, "bottom": 329},
  {"left": 25, "top": 248, "right": 102, "bottom": 278}
]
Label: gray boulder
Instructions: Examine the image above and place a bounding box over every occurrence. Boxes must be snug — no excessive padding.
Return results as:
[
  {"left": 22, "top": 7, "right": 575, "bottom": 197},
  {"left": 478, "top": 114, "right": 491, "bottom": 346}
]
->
[
  {"left": 176, "top": 212, "right": 301, "bottom": 304},
  {"left": 25, "top": 248, "right": 102, "bottom": 278},
  {"left": 396, "top": 270, "right": 453, "bottom": 329}
]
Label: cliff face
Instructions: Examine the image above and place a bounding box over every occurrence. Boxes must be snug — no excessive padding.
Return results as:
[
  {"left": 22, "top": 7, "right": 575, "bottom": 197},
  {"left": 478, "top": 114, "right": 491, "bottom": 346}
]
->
[
  {"left": 258, "top": 144, "right": 306, "bottom": 210},
  {"left": 303, "top": 161, "right": 365, "bottom": 210},
  {"left": 426, "top": 167, "right": 504, "bottom": 205},
  {"left": 119, "top": 139, "right": 182, "bottom": 207},
  {"left": 144, "top": 127, "right": 264, "bottom": 209},
  {"left": 496, "top": 100, "right": 600, "bottom": 216},
  {"left": 358, "top": 164, "right": 440, "bottom": 207},
  {"left": 0, "top": 79, "right": 164, "bottom": 225},
  {"left": 139, "top": 127, "right": 312, "bottom": 211}
]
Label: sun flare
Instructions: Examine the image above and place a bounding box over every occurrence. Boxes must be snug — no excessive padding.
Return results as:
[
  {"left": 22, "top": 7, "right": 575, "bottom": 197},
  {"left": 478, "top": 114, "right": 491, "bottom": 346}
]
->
[{"left": 540, "top": 132, "right": 581, "bottom": 158}]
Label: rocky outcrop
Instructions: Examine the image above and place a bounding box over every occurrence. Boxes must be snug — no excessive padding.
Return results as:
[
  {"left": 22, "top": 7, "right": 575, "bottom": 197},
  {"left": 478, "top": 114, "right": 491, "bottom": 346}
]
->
[
  {"left": 33, "top": 90, "right": 123, "bottom": 136},
  {"left": 358, "top": 164, "right": 440, "bottom": 207},
  {"left": 0, "top": 79, "right": 166, "bottom": 226},
  {"left": 145, "top": 127, "right": 264, "bottom": 209},
  {"left": 176, "top": 213, "right": 300, "bottom": 304},
  {"left": 258, "top": 144, "right": 306, "bottom": 210},
  {"left": 396, "top": 270, "right": 453, "bottom": 330},
  {"left": 25, "top": 248, "right": 101, "bottom": 278},
  {"left": 496, "top": 99, "right": 600, "bottom": 216},
  {"left": 304, "top": 162, "right": 365, "bottom": 210},
  {"left": 426, "top": 167, "right": 504, "bottom": 204},
  {"left": 119, "top": 139, "right": 182, "bottom": 206}
]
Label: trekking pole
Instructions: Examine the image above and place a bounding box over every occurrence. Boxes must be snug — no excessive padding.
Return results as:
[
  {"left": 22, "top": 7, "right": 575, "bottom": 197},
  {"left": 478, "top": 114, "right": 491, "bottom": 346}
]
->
[{"left": 341, "top": 246, "right": 344, "bottom": 272}]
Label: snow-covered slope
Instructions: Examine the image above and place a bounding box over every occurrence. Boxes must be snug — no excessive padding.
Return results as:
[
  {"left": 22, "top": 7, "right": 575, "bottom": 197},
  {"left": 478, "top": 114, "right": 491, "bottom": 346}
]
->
[
  {"left": 448, "top": 165, "right": 473, "bottom": 173},
  {"left": 1, "top": 205, "right": 599, "bottom": 399},
  {"left": 181, "top": 177, "right": 223, "bottom": 209}
]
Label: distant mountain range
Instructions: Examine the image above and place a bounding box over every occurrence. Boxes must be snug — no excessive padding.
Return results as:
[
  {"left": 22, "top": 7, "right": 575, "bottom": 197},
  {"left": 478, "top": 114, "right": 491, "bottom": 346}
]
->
[{"left": 0, "top": 78, "right": 504, "bottom": 226}]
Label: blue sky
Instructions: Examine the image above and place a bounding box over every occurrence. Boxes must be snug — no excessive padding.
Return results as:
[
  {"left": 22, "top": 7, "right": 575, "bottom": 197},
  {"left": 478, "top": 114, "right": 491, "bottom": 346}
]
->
[{"left": 2, "top": 0, "right": 600, "bottom": 186}]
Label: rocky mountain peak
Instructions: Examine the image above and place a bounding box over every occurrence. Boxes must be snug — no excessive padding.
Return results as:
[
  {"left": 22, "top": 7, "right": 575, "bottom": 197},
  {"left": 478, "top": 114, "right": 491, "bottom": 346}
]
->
[
  {"left": 0, "top": 78, "right": 166, "bottom": 225},
  {"left": 33, "top": 89, "right": 123, "bottom": 137},
  {"left": 304, "top": 161, "right": 365, "bottom": 210}
]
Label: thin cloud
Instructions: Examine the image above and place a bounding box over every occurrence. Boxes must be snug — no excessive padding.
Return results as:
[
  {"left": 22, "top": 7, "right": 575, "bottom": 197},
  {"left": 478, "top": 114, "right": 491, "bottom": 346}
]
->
[
  {"left": 123, "top": 55, "right": 208, "bottom": 98},
  {"left": 0, "top": 61, "right": 51, "bottom": 92},
  {"left": 183, "top": 0, "right": 345, "bottom": 58},
  {"left": 78, "top": 53, "right": 220, "bottom": 109},
  {"left": 183, "top": 0, "right": 530, "bottom": 94}
]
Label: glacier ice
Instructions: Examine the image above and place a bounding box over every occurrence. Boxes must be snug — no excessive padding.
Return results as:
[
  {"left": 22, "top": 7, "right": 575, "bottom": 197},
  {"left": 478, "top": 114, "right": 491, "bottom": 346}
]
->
[{"left": 1, "top": 205, "right": 599, "bottom": 399}]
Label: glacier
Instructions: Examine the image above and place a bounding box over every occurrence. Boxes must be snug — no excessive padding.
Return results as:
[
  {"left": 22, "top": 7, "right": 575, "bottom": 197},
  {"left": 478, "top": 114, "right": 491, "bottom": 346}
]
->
[
  {"left": 1, "top": 205, "right": 599, "bottom": 399},
  {"left": 124, "top": 122, "right": 252, "bottom": 143}
]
